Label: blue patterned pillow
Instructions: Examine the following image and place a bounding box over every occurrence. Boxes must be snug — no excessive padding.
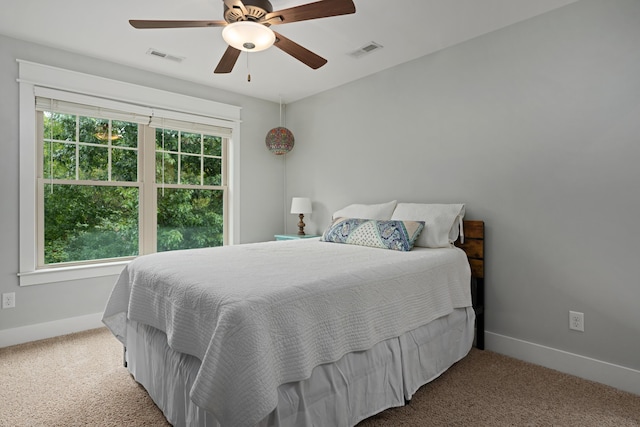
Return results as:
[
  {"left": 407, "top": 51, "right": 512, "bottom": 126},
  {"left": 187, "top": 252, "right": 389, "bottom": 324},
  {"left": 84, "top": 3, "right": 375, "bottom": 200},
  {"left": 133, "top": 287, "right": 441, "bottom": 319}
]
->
[{"left": 321, "top": 218, "right": 425, "bottom": 251}]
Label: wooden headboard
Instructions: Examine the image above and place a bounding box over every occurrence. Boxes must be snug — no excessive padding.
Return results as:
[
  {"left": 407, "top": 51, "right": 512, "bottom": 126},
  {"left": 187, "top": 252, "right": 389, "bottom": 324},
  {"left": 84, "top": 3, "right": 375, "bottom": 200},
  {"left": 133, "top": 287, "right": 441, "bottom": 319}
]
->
[{"left": 455, "top": 220, "right": 485, "bottom": 349}]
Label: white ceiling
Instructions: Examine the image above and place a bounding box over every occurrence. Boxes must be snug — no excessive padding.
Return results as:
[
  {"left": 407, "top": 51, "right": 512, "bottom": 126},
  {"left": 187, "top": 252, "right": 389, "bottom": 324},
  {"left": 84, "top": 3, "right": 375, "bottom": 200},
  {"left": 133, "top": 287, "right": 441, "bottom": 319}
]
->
[{"left": 1, "top": 0, "right": 578, "bottom": 103}]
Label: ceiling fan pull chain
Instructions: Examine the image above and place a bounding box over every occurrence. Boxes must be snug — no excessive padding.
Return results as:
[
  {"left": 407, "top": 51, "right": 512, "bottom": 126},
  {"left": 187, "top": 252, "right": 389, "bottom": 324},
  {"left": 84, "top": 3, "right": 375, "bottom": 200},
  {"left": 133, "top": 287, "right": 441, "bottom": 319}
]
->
[{"left": 247, "top": 52, "right": 251, "bottom": 82}]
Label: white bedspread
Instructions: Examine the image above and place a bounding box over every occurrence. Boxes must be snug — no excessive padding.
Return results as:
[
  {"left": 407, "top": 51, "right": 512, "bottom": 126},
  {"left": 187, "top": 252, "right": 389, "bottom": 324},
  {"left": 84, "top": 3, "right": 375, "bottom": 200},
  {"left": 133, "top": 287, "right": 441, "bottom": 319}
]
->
[{"left": 102, "top": 239, "right": 471, "bottom": 427}]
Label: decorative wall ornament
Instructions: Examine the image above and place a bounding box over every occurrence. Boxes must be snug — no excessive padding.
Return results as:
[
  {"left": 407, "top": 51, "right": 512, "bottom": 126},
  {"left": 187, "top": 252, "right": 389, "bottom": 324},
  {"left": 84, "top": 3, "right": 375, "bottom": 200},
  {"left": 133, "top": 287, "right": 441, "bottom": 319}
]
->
[
  {"left": 266, "top": 99, "right": 294, "bottom": 155},
  {"left": 265, "top": 126, "right": 294, "bottom": 155}
]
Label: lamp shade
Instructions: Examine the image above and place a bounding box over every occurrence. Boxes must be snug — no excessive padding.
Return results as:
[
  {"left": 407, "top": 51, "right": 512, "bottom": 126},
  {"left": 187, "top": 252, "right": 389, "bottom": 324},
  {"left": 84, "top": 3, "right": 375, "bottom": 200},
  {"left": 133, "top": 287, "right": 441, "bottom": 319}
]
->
[
  {"left": 265, "top": 126, "right": 294, "bottom": 155},
  {"left": 222, "top": 21, "right": 275, "bottom": 52},
  {"left": 290, "top": 197, "right": 312, "bottom": 214}
]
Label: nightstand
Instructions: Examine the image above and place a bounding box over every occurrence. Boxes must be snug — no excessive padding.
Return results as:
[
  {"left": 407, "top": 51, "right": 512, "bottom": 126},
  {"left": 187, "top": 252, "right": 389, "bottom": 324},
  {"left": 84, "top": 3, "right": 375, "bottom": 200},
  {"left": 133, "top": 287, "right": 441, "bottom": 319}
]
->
[{"left": 274, "top": 234, "right": 320, "bottom": 241}]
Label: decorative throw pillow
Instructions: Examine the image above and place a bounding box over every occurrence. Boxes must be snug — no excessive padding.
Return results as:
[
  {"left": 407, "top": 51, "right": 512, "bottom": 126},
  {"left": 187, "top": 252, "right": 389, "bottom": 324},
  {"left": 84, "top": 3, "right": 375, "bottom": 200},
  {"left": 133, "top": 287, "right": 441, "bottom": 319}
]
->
[{"left": 321, "top": 218, "right": 425, "bottom": 252}]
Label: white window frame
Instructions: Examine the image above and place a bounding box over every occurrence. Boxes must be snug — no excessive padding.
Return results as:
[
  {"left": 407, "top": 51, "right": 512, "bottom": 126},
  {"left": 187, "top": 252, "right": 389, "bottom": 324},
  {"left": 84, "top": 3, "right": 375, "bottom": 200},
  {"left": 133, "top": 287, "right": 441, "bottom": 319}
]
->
[{"left": 17, "top": 60, "right": 241, "bottom": 286}]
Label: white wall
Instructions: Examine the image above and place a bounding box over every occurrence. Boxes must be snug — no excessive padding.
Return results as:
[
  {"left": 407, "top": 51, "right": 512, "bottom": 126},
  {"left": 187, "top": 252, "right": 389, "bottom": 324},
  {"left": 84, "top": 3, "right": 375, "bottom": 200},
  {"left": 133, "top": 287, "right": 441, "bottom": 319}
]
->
[
  {"left": 286, "top": 0, "right": 640, "bottom": 374},
  {"left": 0, "top": 34, "right": 283, "bottom": 334}
]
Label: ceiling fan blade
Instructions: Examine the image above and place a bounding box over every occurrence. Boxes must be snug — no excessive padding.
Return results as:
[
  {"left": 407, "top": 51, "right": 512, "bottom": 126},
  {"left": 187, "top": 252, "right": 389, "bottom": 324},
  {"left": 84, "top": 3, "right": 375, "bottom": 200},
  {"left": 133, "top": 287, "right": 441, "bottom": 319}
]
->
[
  {"left": 129, "top": 20, "right": 227, "bottom": 29},
  {"left": 264, "top": 0, "right": 355, "bottom": 25},
  {"left": 272, "top": 31, "right": 327, "bottom": 70},
  {"left": 214, "top": 45, "right": 242, "bottom": 73}
]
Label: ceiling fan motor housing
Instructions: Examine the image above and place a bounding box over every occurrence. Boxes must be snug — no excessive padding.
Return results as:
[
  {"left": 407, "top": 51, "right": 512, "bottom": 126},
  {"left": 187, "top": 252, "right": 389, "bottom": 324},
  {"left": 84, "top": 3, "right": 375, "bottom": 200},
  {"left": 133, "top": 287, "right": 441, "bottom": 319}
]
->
[{"left": 224, "top": 0, "right": 273, "bottom": 23}]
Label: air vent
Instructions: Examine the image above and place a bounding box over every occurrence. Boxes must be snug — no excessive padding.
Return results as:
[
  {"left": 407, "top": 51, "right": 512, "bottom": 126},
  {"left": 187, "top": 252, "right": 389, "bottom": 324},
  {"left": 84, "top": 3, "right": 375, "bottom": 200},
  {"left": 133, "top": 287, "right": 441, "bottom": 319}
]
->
[
  {"left": 146, "top": 48, "right": 184, "bottom": 63},
  {"left": 348, "top": 42, "right": 383, "bottom": 59}
]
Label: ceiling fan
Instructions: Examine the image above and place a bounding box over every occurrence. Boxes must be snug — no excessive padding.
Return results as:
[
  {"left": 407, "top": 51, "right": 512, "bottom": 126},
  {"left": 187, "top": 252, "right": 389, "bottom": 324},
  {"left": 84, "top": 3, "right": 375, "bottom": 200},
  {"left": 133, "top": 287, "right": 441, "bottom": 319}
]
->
[{"left": 129, "top": 0, "right": 356, "bottom": 74}]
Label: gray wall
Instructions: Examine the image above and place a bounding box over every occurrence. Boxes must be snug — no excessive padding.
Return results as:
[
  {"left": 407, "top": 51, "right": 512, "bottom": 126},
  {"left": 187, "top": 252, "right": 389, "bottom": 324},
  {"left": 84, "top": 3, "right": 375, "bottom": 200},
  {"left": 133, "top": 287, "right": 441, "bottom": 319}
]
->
[
  {"left": 285, "top": 0, "right": 640, "bottom": 371},
  {"left": 0, "top": 34, "right": 283, "bottom": 330}
]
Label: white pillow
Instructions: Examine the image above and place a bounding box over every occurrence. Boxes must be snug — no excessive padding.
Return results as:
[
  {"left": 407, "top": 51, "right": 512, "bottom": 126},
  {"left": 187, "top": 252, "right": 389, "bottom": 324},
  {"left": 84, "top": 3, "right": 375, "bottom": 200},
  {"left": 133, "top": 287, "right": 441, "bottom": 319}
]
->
[
  {"left": 391, "top": 203, "right": 465, "bottom": 248},
  {"left": 332, "top": 200, "right": 397, "bottom": 220}
]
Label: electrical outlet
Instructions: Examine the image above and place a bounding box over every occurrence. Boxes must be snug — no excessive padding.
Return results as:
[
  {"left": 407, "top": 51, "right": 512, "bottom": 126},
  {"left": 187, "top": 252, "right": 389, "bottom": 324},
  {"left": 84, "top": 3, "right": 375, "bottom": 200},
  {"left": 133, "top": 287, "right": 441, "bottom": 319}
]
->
[
  {"left": 569, "top": 311, "right": 584, "bottom": 332},
  {"left": 2, "top": 292, "right": 16, "bottom": 309}
]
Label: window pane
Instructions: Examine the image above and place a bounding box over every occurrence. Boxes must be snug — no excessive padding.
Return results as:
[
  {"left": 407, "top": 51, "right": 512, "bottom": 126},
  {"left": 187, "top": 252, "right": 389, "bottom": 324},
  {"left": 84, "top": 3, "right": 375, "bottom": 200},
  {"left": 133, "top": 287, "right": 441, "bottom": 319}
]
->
[
  {"left": 181, "top": 132, "right": 201, "bottom": 154},
  {"left": 44, "top": 184, "right": 139, "bottom": 264},
  {"left": 44, "top": 142, "right": 76, "bottom": 180},
  {"left": 111, "top": 121, "right": 138, "bottom": 148},
  {"left": 78, "top": 145, "right": 108, "bottom": 180},
  {"left": 180, "top": 154, "right": 201, "bottom": 185},
  {"left": 156, "top": 128, "right": 178, "bottom": 152},
  {"left": 44, "top": 112, "right": 76, "bottom": 141},
  {"left": 203, "top": 157, "right": 222, "bottom": 186},
  {"left": 157, "top": 188, "right": 223, "bottom": 252},
  {"left": 203, "top": 135, "right": 222, "bottom": 156},
  {"left": 156, "top": 152, "right": 178, "bottom": 184},
  {"left": 79, "top": 116, "right": 108, "bottom": 145},
  {"left": 112, "top": 148, "right": 138, "bottom": 182}
]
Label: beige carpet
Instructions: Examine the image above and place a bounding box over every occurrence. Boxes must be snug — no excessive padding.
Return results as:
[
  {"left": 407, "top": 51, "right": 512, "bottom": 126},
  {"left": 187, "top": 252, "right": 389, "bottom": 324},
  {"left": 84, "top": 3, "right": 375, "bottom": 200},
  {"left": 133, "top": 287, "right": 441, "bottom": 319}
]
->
[{"left": 1, "top": 327, "right": 639, "bottom": 427}]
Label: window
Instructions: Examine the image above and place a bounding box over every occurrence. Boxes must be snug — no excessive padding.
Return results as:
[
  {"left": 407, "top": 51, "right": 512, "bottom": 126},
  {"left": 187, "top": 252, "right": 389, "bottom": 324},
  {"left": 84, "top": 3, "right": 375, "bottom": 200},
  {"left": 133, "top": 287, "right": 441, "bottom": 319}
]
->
[
  {"left": 38, "top": 104, "right": 229, "bottom": 267},
  {"left": 154, "top": 126, "right": 227, "bottom": 252},
  {"left": 39, "top": 108, "right": 142, "bottom": 265},
  {"left": 19, "top": 61, "right": 241, "bottom": 285}
]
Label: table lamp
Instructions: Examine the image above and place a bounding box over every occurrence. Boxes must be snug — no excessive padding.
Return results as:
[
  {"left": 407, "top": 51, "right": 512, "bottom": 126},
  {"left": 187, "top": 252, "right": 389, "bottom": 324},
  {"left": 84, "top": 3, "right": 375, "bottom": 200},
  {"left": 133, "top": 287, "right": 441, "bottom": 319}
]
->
[{"left": 290, "top": 197, "right": 312, "bottom": 235}]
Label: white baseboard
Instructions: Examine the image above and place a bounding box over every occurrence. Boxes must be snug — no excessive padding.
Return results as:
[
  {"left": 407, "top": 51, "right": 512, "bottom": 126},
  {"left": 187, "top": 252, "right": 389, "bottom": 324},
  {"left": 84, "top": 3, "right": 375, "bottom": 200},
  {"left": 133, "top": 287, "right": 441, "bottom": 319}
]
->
[
  {"left": 0, "top": 312, "right": 104, "bottom": 348},
  {"left": 486, "top": 331, "right": 640, "bottom": 396}
]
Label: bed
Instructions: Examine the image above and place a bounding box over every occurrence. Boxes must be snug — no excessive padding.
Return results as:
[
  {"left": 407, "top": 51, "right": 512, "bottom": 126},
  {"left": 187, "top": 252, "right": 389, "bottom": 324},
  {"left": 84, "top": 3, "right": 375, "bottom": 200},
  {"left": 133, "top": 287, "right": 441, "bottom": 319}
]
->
[{"left": 102, "top": 202, "right": 485, "bottom": 427}]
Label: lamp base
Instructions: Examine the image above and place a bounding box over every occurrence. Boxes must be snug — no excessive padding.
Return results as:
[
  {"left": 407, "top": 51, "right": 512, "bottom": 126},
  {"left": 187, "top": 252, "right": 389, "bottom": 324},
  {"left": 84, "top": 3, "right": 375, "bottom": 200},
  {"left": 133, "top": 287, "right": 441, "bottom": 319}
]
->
[{"left": 297, "top": 214, "right": 306, "bottom": 235}]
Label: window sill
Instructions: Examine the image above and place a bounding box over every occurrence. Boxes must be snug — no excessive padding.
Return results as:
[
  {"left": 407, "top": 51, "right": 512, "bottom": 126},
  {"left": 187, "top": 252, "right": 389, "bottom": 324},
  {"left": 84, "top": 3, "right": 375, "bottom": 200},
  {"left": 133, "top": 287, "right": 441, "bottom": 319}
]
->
[{"left": 18, "top": 260, "right": 129, "bottom": 286}]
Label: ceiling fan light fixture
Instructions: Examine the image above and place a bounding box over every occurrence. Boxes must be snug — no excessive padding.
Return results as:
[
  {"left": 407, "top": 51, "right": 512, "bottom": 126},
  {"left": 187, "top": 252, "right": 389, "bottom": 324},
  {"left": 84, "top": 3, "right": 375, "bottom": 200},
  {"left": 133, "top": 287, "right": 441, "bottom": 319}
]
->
[{"left": 222, "top": 21, "right": 275, "bottom": 52}]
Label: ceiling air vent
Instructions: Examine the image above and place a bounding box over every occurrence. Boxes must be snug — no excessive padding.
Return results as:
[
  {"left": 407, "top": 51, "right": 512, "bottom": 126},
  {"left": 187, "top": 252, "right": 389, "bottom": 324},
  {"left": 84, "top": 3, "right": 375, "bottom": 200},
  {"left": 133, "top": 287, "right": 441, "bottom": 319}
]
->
[
  {"left": 146, "top": 48, "right": 184, "bottom": 63},
  {"left": 348, "top": 42, "right": 383, "bottom": 59}
]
